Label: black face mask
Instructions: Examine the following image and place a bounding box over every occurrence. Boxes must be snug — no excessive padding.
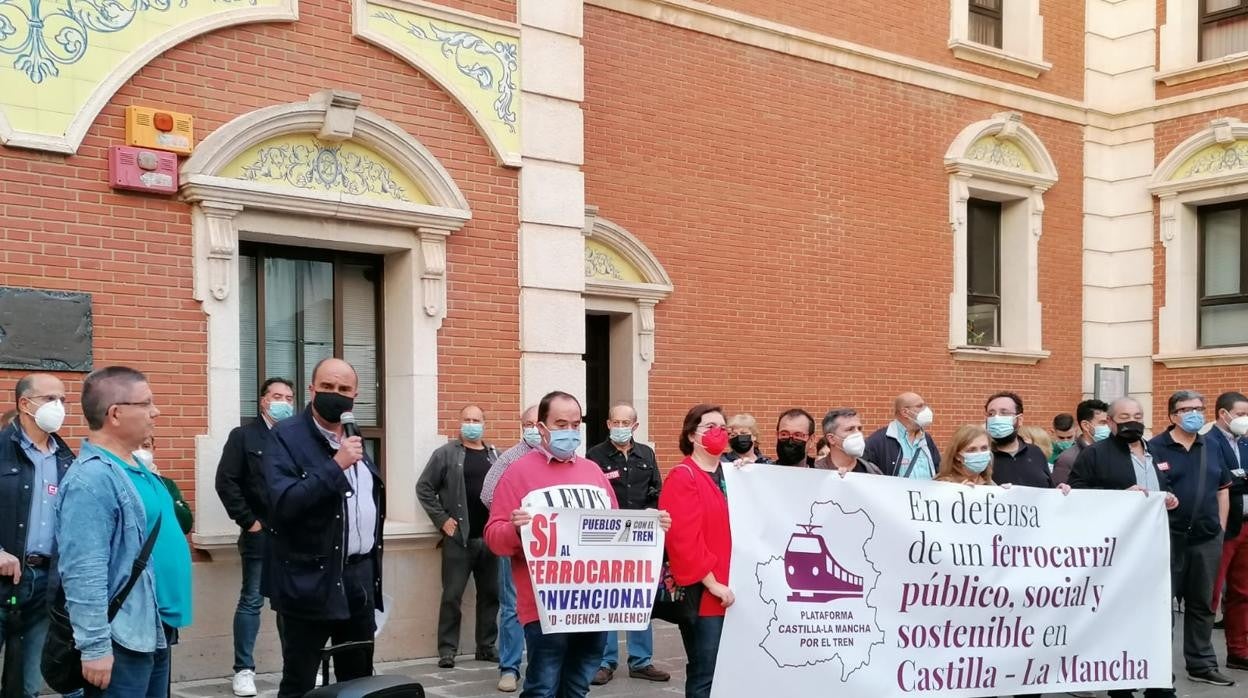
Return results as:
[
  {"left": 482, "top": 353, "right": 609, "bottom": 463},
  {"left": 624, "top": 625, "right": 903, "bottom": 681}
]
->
[
  {"left": 775, "top": 438, "right": 807, "bottom": 465},
  {"left": 729, "top": 434, "right": 754, "bottom": 455},
  {"left": 313, "top": 391, "right": 354, "bottom": 423},
  {"left": 1115, "top": 420, "right": 1145, "bottom": 443}
]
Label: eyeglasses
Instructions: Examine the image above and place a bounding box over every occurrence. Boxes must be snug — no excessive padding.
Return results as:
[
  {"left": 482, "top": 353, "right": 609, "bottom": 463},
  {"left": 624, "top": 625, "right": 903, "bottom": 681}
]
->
[
  {"left": 695, "top": 423, "right": 724, "bottom": 433},
  {"left": 778, "top": 430, "right": 810, "bottom": 441},
  {"left": 26, "top": 395, "right": 66, "bottom": 404},
  {"left": 1173, "top": 406, "right": 1203, "bottom": 415}
]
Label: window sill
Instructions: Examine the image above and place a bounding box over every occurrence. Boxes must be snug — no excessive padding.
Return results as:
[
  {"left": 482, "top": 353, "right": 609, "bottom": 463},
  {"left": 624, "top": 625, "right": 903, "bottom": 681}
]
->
[
  {"left": 948, "top": 40, "right": 1051, "bottom": 78},
  {"left": 950, "top": 346, "right": 1050, "bottom": 365},
  {"left": 1156, "top": 52, "right": 1248, "bottom": 86},
  {"left": 1153, "top": 348, "right": 1248, "bottom": 368}
]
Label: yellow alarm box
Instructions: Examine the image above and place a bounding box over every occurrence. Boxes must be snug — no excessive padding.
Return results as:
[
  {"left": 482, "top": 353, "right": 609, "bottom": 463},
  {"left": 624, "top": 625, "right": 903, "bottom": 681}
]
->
[{"left": 125, "top": 106, "right": 194, "bottom": 155}]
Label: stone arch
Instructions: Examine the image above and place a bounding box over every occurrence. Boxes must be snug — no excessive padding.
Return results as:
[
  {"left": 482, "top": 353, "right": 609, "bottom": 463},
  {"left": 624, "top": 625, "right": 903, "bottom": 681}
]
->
[
  {"left": 945, "top": 111, "right": 1059, "bottom": 182},
  {"left": 182, "top": 91, "right": 471, "bottom": 545}
]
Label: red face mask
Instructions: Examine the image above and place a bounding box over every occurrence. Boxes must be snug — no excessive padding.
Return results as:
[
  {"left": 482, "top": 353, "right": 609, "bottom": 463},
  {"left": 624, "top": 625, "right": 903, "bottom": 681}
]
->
[{"left": 700, "top": 426, "right": 729, "bottom": 456}]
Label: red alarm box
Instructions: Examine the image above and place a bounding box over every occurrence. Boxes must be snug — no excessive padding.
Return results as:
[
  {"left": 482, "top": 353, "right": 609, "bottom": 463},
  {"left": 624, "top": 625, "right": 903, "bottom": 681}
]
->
[{"left": 109, "top": 146, "right": 178, "bottom": 194}]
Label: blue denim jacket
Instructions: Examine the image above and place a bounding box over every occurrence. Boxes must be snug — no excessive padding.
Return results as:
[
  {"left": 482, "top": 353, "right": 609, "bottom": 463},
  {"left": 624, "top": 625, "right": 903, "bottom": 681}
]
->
[{"left": 55, "top": 440, "right": 164, "bottom": 660}]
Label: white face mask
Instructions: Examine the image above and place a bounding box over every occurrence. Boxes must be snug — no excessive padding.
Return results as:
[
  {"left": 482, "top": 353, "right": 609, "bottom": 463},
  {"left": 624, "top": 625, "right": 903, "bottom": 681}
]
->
[
  {"left": 133, "top": 449, "right": 155, "bottom": 471},
  {"left": 840, "top": 432, "right": 866, "bottom": 458},
  {"left": 1231, "top": 415, "right": 1248, "bottom": 437},
  {"left": 913, "top": 406, "right": 934, "bottom": 429},
  {"left": 31, "top": 399, "right": 66, "bottom": 434}
]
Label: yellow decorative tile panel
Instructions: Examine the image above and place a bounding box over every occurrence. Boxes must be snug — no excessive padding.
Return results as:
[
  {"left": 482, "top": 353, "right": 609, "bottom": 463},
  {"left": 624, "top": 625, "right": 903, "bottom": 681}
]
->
[
  {"left": 0, "top": 0, "right": 296, "bottom": 152},
  {"left": 220, "top": 134, "right": 432, "bottom": 204},
  {"left": 965, "top": 136, "right": 1036, "bottom": 172},
  {"left": 1171, "top": 141, "right": 1248, "bottom": 181},
  {"left": 357, "top": 0, "right": 520, "bottom": 165},
  {"left": 585, "top": 239, "right": 643, "bottom": 282}
]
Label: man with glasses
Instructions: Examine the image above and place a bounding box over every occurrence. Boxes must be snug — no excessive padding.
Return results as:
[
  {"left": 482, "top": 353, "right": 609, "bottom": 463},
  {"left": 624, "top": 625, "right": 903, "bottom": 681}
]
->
[
  {"left": 984, "top": 391, "right": 1052, "bottom": 488},
  {"left": 774, "top": 408, "right": 816, "bottom": 467},
  {"left": 1150, "top": 390, "right": 1236, "bottom": 687},
  {"left": 586, "top": 403, "right": 668, "bottom": 686},
  {"left": 0, "top": 374, "right": 76, "bottom": 698},
  {"left": 214, "top": 377, "right": 294, "bottom": 697},
  {"left": 58, "top": 366, "right": 192, "bottom": 697}
]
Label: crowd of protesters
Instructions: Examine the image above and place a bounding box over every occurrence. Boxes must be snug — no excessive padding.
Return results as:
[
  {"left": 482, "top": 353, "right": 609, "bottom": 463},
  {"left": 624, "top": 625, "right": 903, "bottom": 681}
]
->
[{"left": 1, "top": 366, "right": 1245, "bottom": 698}]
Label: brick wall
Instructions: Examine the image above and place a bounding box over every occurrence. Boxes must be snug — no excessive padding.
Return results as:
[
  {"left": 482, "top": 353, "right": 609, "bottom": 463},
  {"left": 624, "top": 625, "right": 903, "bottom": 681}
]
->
[
  {"left": 583, "top": 5, "right": 1086, "bottom": 468},
  {"left": 0, "top": 0, "right": 520, "bottom": 507},
  {"left": 1153, "top": 109, "right": 1248, "bottom": 427},
  {"left": 694, "top": 0, "right": 1086, "bottom": 100}
]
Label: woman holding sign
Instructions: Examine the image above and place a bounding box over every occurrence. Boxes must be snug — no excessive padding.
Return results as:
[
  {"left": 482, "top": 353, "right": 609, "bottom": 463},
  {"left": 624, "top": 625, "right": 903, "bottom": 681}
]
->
[{"left": 659, "top": 404, "right": 736, "bottom": 698}]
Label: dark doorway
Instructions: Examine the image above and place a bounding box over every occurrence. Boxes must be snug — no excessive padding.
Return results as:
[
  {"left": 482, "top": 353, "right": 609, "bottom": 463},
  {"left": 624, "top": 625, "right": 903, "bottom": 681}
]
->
[{"left": 584, "top": 313, "right": 611, "bottom": 447}]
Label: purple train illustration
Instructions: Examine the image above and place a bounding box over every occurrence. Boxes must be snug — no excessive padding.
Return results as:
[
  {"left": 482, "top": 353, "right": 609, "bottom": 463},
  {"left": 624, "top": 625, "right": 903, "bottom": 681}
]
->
[{"left": 784, "top": 524, "right": 864, "bottom": 602}]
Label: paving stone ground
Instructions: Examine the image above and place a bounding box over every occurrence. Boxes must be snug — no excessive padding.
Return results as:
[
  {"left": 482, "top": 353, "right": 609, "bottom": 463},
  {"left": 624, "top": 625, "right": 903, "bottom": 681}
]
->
[{"left": 168, "top": 623, "right": 1240, "bottom": 697}]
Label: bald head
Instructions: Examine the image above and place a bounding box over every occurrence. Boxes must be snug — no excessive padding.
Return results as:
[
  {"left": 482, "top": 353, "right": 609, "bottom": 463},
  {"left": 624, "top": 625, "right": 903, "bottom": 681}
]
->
[
  {"left": 1108, "top": 397, "right": 1143, "bottom": 422},
  {"left": 521, "top": 405, "right": 538, "bottom": 426},
  {"left": 607, "top": 403, "right": 637, "bottom": 423},
  {"left": 894, "top": 392, "right": 924, "bottom": 415},
  {"left": 312, "top": 357, "right": 357, "bottom": 386}
]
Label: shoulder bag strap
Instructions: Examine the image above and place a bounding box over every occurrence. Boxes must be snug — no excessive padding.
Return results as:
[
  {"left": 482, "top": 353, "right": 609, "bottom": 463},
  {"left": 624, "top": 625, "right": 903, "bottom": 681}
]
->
[
  {"left": 899, "top": 435, "right": 925, "bottom": 479},
  {"left": 1186, "top": 439, "right": 1210, "bottom": 534},
  {"left": 106, "top": 515, "right": 163, "bottom": 621}
]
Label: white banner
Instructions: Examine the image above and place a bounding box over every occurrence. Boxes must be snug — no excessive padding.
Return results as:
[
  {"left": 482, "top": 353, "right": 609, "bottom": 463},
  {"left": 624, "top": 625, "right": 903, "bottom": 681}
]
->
[
  {"left": 714, "top": 465, "right": 1172, "bottom": 697},
  {"left": 520, "top": 507, "right": 665, "bottom": 634}
]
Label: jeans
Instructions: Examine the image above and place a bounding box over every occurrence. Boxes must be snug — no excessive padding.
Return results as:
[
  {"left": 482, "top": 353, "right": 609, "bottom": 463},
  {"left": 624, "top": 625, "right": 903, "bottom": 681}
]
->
[
  {"left": 0, "top": 566, "right": 50, "bottom": 698},
  {"left": 1172, "top": 532, "right": 1222, "bottom": 672},
  {"left": 437, "top": 537, "right": 499, "bottom": 657},
  {"left": 276, "top": 558, "right": 375, "bottom": 698},
  {"left": 232, "top": 530, "right": 266, "bottom": 672},
  {"left": 498, "top": 556, "right": 524, "bottom": 678},
  {"left": 600, "top": 626, "right": 653, "bottom": 670},
  {"left": 520, "top": 621, "right": 605, "bottom": 698},
  {"left": 82, "top": 629, "right": 172, "bottom": 698},
  {"left": 678, "top": 615, "right": 723, "bottom": 698}
]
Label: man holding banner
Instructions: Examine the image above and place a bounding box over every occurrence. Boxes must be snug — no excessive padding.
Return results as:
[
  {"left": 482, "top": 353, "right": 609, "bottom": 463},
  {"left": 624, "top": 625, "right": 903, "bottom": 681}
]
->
[{"left": 484, "top": 391, "right": 670, "bottom": 698}]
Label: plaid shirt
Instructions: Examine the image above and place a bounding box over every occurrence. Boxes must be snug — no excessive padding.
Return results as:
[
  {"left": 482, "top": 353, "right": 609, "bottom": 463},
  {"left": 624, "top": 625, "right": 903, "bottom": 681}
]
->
[{"left": 480, "top": 439, "right": 534, "bottom": 507}]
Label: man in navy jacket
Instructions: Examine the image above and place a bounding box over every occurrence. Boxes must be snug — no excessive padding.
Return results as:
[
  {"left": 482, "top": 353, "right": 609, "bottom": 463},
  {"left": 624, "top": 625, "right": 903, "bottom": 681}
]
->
[{"left": 263, "top": 358, "right": 385, "bottom": 698}]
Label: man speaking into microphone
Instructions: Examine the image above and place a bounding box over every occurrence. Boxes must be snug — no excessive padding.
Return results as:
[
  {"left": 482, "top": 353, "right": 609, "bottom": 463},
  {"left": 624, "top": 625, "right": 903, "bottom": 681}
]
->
[{"left": 263, "top": 358, "right": 385, "bottom": 697}]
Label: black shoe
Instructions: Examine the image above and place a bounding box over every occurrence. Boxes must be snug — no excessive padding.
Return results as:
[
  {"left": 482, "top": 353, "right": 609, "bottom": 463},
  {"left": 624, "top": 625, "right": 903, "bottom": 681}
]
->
[
  {"left": 438, "top": 655, "right": 455, "bottom": 669},
  {"left": 1229, "top": 655, "right": 1248, "bottom": 671},
  {"left": 1188, "top": 668, "right": 1236, "bottom": 686},
  {"left": 475, "top": 648, "right": 499, "bottom": 662}
]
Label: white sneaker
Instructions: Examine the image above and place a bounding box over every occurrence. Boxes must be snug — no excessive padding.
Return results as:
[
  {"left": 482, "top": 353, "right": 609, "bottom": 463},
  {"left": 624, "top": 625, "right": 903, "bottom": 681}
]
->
[{"left": 232, "top": 669, "right": 258, "bottom": 697}]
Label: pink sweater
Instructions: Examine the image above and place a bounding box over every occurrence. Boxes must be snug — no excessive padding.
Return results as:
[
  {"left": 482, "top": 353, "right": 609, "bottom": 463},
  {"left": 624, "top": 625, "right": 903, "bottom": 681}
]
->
[{"left": 484, "top": 449, "right": 618, "bottom": 626}]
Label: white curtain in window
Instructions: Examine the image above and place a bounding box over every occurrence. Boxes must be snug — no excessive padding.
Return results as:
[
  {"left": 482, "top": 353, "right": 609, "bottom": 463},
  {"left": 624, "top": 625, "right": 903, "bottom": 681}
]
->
[
  {"left": 239, "top": 255, "right": 259, "bottom": 419},
  {"left": 1203, "top": 16, "right": 1248, "bottom": 60},
  {"left": 342, "top": 263, "right": 378, "bottom": 425},
  {"left": 1203, "top": 208, "right": 1241, "bottom": 296}
]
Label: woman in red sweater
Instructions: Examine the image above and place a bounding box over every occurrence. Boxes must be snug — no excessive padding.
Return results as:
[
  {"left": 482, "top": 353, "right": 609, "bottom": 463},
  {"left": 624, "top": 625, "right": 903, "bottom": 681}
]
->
[{"left": 658, "top": 404, "right": 735, "bottom": 698}]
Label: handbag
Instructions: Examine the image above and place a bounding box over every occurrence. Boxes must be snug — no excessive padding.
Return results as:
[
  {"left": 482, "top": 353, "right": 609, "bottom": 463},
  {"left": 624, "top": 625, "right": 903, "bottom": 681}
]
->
[
  {"left": 652, "top": 555, "right": 703, "bottom": 626},
  {"left": 42, "top": 516, "right": 163, "bottom": 693}
]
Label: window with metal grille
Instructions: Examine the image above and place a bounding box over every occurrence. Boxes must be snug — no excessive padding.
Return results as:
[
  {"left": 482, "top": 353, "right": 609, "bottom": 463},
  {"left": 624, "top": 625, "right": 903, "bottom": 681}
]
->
[
  {"left": 240, "top": 243, "right": 386, "bottom": 468},
  {"left": 1201, "top": 0, "right": 1248, "bottom": 61},
  {"left": 1197, "top": 202, "right": 1248, "bottom": 348},
  {"left": 967, "top": 199, "right": 1002, "bottom": 347},
  {"left": 969, "top": 0, "right": 1004, "bottom": 49}
]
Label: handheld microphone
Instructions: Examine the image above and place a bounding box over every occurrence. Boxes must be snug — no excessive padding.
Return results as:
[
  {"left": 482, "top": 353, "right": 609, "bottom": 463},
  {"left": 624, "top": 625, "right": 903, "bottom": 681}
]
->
[{"left": 341, "top": 412, "right": 361, "bottom": 439}]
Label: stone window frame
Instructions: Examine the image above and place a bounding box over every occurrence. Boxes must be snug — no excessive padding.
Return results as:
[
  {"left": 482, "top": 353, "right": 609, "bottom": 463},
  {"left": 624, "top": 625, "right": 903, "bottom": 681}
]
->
[
  {"left": 1159, "top": 0, "right": 1248, "bottom": 85},
  {"left": 1151, "top": 117, "right": 1248, "bottom": 368},
  {"left": 180, "top": 90, "right": 471, "bottom": 547},
  {"left": 945, "top": 112, "right": 1058, "bottom": 365},
  {"left": 948, "top": 0, "right": 1050, "bottom": 78}
]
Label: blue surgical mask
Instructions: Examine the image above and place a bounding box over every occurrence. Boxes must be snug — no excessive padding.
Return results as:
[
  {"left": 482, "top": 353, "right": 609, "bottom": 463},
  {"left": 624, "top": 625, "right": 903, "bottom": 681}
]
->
[
  {"left": 267, "top": 401, "right": 294, "bottom": 422},
  {"left": 986, "top": 415, "right": 1016, "bottom": 439},
  {"left": 522, "top": 426, "right": 541, "bottom": 447},
  {"left": 962, "top": 450, "right": 992, "bottom": 474},
  {"left": 609, "top": 426, "right": 633, "bottom": 445},
  {"left": 461, "top": 423, "right": 484, "bottom": 441},
  {"left": 547, "top": 428, "right": 581, "bottom": 460},
  {"left": 1179, "top": 412, "right": 1205, "bottom": 434},
  {"left": 1092, "top": 424, "right": 1111, "bottom": 442}
]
